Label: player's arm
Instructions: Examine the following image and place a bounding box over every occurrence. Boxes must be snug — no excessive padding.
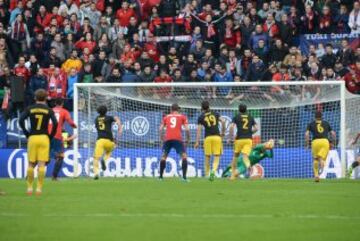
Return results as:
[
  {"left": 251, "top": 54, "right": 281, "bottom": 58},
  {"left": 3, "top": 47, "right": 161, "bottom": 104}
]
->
[
  {"left": 49, "top": 110, "right": 58, "bottom": 139},
  {"left": 65, "top": 111, "right": 77, "bottom": 128},
  {"left": 219, "top": 117, "right": 226, "bottom": 137},
  {"left": 184, "top": 123, "right": 190, "bottom": 145},
  {"left": 305, "top": 130, "right": 310, "bottom": 148},
  {"left": 194, "top": 124, "right": 202, "bottom": 148},
  {"left": 159, "top": 121, "right": 165, "bottom": 142},
  {"left": 352, "top": 133, "right": 360, "bottom": 145},
  {"left": 114, "top": 116, "right": 122, "bottom": 136},
  {"left": 252, "top": 118, "right": 258, "bottom": 133},
  {"left": 19, "top": 108, "right": 30, "bottom": 138},
  {"left": 228, "top": 123, "right": 235, "bottom": 143}
]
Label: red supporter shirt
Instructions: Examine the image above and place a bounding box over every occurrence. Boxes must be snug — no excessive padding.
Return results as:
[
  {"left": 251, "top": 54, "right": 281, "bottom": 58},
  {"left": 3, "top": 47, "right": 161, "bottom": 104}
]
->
[
  {"left": 49, "top": 106, "right": 77, "bottom": 140},
  {"left": 162, "top": 113, "right": 188, "bottom": 141}
]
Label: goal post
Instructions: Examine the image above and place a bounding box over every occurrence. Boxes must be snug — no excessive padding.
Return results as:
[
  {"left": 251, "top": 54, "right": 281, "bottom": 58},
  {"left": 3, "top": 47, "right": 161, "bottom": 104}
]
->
[{"left": 73, "top": 81, "right": 359, "bottom": 179}]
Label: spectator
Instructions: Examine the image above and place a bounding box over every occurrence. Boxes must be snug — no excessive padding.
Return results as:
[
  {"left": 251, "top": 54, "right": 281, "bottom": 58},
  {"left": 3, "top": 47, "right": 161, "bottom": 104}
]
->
[
  {"left": 321, "top": 44, "right": 337, "bottom": 69},
  {"left": 58, "top": 0, "right": 79, "bottom": 17},
  {"left": 245, "top": 55, "right": 266, "bottom": 81},
  {"left": 75, "top": 32, "right": 96, "bottom": 54},
  {"left": 106, "top": 67, "right": 122, "bottom": 83},
  {"left": 94, "top": 16, "right": 110, "bottom": 41},
  {"left": 319, "top": 5, "right": 332, "bottom": 34},
  {"left": 213, "top": 64, "right": 233, "bottom": 97},
  {"left": 80, "top": 1, "right": 101, "bottom": 28},
  {"left": 62, "top": 49, "right": 83, "bottom": 74},
  {"left": 337, "top": 39, "right": 355, "bottom": 67},
  {"left": 66, "top": 67, "right": 79, "bottom": 99},
  {"left": 278, "top": 14, "right": 292, "bottom": 46},
  {"left": 27, "top": 68, "right": 47, "bottom": 103},
  {"left": 301, "top": 4, "right": 317, "bottom": 34},
  {"left": 79, "top": 63, "right": 93, "bottom": 83},
  {"left": 269, "top": 39, "right": 289, "bottom": 64},
  {"left": 348, "top": 1, "right": 360, "bottom": 34},
  {"left": 10, "top": 14, "right": 30, "bottom": 59},
  {"left": 263, "top": 13, "right": 279, "bottom": 39},
  {"left": 116, "top": 1, "right": 136, "bottom": 27},
  {"left": 9, "top": 0, "right": 23, "bottom": 25},
  {"left": 154, "top": 69, "right": 172, "bottom": 99},
  {"left": 336, "top": 5, "right": 351, "bottom": 33},
  {"left": 249, "top": 24, "right": 269, "bottom": 50}
]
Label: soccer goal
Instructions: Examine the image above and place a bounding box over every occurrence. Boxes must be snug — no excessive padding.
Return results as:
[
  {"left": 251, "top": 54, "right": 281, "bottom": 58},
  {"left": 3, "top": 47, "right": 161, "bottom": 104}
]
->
[{"left": 73, "top": 81, "right": 360, "bottom": 179}]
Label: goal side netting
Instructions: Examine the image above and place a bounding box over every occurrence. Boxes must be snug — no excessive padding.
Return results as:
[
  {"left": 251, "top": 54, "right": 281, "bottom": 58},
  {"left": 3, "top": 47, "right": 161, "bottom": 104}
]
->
[{"left": 72, "top": 81, "right": 360, "bottom": 179}]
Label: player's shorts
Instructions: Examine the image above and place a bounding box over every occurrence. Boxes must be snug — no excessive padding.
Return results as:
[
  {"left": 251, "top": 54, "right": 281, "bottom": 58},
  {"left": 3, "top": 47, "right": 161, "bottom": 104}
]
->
[
  {"left": 162, "top": 140, "right": 185, "bottom": 156},
  {"left": 234, "top": 138, "right": 253, "bottom": 155},
  {"left": 94, "top": 138, "right": 115, "bottom": 159},
  {"left": 50, "top": 138, "right": 64, "bottom": 158},
  {"left": 311, "top": 138, "right": 330, "bottom": 160},
  {"left": 204, "top": 135, "right": 223, "bottom": 156},
  {"left": 27, "top": 134, "right": 50, "bottom": 163}
]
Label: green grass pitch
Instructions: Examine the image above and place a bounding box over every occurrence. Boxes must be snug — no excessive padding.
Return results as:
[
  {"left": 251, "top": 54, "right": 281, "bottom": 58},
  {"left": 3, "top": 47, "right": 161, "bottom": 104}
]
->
[{"left": 0, "top": 178, "right": 360, "bottom": 241}]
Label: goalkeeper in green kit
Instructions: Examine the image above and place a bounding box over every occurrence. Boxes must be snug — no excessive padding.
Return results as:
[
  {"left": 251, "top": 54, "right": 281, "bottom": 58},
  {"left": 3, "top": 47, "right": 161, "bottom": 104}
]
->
[{"left": 222, "top": 139, "right": 275, "bottom": 178}]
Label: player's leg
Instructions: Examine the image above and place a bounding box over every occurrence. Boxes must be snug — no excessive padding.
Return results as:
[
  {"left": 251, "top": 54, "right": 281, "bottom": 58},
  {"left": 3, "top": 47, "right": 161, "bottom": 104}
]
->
[
  {"left": 210, "top": 136, "right": 222, "bottom": 181},
  {"left": 230, "top": 140, "right": 241, "bottom": 180},
  {"left": 347, "top": 156, "right": 360, "bottom": 178},
  {"left": 52, "top": 139, "right": 64, "bottom": 180},
  {"left": 52, "top": 153, "right": 64, "bottom": 180},
  {"left": 36, "top": 135, "right": 50, "bottom": 194},
  {"left": 203, "top": 137, "right": 212, "bottom": 177},
  {"left": 212, "top": 136, "right": 222, "bottom": 172},
  {"left": 93, "top": 140, "right": 105, "bottom": 179},
  {"left": 181, "top": 152, "right": 188, "bottom": 181},
  {"left": 311, "top": 139, "right": 321, "bottom": 182},
  {"left": 26, "top": 136, "right": 36, "bottom": 195},
  {"left": 36, "top": 161, "right": 46, "bottom": 195},
  {"left": 102, "top": 140, "right": 116, "bottom": 171},
  {"left": 317, "top": 139, "right": 330, "bottom": 180},
  {"left": 159, "top": 141, "right": 170, "bottom": 179},
  {"left": 175, "top": 141, "right": 188, "bottom": 181},
  {"left": 242, "top": 139, "right": 253, "bottom": 169}
]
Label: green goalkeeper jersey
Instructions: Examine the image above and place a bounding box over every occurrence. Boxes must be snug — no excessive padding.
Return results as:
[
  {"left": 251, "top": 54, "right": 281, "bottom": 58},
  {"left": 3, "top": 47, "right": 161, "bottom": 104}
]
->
[{"left": 222, "top": 144, "right": 273, "bottom": 177}]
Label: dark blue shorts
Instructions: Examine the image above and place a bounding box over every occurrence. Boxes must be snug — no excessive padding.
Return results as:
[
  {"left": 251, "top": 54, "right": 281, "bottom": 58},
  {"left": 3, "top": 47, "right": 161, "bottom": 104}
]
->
[
  {"left": 162, "top": 140, "right": 185, "bottom": 156},
  {"left": 50, "top": 138, "right": 64, "bottom": 158}
]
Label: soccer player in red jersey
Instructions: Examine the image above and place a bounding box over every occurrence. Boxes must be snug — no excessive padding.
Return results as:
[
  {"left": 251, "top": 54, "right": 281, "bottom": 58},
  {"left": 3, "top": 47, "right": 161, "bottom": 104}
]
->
[
  {"left": 159, "top": 103, "right": 190, "bottom": 181},
  {"left": 49, "top": 98, "right": 77, "bottom": 180}
]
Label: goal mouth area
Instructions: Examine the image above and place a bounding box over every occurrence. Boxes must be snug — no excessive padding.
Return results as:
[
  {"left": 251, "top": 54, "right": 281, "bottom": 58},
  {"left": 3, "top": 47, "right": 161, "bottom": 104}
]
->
[
  {"left": 72, "top": 81, "right": 356, "bottom": 178},
  {"left": 74, "top": 81, "right": 348, "bottom": 110}
]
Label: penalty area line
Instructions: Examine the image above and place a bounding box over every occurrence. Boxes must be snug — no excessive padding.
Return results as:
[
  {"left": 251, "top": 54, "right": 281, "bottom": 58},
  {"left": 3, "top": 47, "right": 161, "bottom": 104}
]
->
[{"left": 0, "top": 213, "right": 360, "bottom": 220}]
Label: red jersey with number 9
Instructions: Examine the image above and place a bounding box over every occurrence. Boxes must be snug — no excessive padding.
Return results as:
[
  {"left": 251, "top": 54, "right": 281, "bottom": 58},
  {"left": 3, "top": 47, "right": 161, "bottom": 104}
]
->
[{"left": 162, "top": 113, "right": 188, "bottom": 141}]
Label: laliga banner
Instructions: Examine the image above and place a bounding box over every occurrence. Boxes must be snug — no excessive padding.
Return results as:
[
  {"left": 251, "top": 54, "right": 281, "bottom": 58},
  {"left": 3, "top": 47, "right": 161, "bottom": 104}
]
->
[
  {"left": 300, "top": 33, "right": 360, "bottom": 55},
  {"left": 0, "top": 148, "right": 358, "bottom": 179}
]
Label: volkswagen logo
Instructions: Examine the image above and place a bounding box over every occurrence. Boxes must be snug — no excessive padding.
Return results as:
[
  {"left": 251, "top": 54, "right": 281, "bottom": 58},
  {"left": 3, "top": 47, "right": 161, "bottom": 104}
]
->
[{"left": 131, "top": 116, "right": 150, "bottom": 136}]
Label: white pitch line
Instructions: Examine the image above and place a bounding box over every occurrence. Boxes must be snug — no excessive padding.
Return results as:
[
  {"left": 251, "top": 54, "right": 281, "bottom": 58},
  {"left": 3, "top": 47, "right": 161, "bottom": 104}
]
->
[{"left": 1, "top": 213, "right": 360, "bottom": 220}]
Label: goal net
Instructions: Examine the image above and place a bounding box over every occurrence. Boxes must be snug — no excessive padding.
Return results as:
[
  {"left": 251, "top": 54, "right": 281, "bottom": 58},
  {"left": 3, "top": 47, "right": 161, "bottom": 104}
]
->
[{"left": 73, "top": 81, "right": 360, "bottom": 179}]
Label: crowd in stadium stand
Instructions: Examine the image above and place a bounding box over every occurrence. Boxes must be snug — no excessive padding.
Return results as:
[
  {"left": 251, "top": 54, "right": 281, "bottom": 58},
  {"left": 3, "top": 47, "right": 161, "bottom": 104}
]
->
[{"left": 0, "top": 0, "right": 359, "bottom": 113}]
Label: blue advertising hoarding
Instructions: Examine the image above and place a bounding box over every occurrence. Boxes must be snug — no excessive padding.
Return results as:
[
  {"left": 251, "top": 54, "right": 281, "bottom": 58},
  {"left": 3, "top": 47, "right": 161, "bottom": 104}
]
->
[{"left": 0, "top": 148, "right": 358, "bottom": 179}]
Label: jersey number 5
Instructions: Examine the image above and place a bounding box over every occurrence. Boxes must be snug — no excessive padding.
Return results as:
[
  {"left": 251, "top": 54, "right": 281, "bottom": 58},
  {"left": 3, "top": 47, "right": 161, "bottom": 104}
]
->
[
  {"left": 204, "top": 115, "right": 216, "bottom": 127},
  {"left": 98, "top": 120, "right": 105, "bottom": 130},
  {"left": 35, "top": 115, "right": 43, "bottom": 130},
  {"left": 316, "top": 123, "right": 324, "bottom": 133}
]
